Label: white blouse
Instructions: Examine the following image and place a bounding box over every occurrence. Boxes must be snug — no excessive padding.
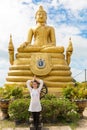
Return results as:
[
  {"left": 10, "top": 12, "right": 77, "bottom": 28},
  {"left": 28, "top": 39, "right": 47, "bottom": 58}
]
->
[{"left": 26, "top": 79, "right": 43, "bottom": 112}]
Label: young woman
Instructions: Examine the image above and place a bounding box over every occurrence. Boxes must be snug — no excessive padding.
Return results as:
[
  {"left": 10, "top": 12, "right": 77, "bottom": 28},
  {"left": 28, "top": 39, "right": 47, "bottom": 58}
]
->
[{"left": 26, "top": 76, "right": 43, "bottom": 130}]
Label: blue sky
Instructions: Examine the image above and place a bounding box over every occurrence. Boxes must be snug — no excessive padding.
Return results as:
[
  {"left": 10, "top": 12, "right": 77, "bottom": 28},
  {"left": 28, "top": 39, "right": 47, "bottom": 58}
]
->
[{"left": 0, "top": 0, "right": 87, "bottom": 86}]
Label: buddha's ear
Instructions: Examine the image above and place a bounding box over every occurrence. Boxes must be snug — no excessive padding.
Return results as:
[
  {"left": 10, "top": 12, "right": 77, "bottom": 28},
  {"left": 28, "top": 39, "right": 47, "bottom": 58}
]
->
[
  {"left": 46, "top": 14, "right": 47, "bottom": 19},
  {"left": 35, "top": 15, "right": 38, "bottom": 24}
]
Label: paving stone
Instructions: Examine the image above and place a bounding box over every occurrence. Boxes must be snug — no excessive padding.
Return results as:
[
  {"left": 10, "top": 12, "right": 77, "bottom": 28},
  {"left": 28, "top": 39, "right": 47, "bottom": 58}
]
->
[
  {"left": 49, "top": 126, "right": 71, "bottom": 130},
  {"left": 15, "top": 128, "right": 29, "bottom": 130},
  {"left": 59, "top": 126, "right": 72, "bottom": 130},
  {"left": 2, "top": 128, "right": 13, "bottom": 130},
  {"left": 76, "top": 128, "right": 87, "bottom": 130}
]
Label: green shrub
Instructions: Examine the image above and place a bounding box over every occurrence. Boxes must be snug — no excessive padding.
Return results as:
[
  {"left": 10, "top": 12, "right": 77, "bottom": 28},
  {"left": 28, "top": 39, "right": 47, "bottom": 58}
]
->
[
  {"left": 56, "top": 98, "right": 80, "bottom": 122},
  {"left": 41, "top": 99, "right": 59, "bottom": 123},
  {"left": 0, "top": 85, "right": 23, "bottom": 100},
  {"left": 11, "top": 86, "right": 23, "bottom": 99},
  {"left": 41, "top": 98, "right": 80, "bottom": 123},
  {"left": 44, "top": 93, "right": 56, "bottom": 100},
  {"left": 62, "top": 83, "right": 87, "bottom": 101},
  {"left": 0, "top": 85, "right": 14, "bottom": 99},
  {"left": 8, "top": 95, "right": 80, "bottom": 124},
  {"left": 8, "top": 98, "right": 30, "bottom": 122}
]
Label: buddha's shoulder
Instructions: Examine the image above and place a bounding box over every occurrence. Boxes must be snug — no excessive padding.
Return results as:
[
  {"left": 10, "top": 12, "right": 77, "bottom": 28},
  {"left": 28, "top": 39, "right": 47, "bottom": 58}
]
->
[
  {"left": 46, "top": 25, "right": 55, "bottom": 30},
  {"left": 28, "top": 25, "right": 55, "bottom": 32}
]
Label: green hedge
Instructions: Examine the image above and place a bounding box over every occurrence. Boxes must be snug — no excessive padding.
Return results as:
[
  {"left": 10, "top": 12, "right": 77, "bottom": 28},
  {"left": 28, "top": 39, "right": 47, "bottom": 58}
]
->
[
  {"left": 8, "top": 95, "right": 80, "bottom": 123},
  {"left": 8, "top": 98, "right": 30, "bottom": 122},
  {"left": 41, "top": 98, "right": 79, "bottom": 123}
]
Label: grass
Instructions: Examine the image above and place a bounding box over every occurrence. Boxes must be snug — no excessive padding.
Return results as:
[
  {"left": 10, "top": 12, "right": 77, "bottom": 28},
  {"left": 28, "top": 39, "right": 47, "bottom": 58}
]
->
[
  {"left": 0, "top": 119, "right": 30, "bottom": 130},
  {"left": 0, "top": 119, "right": 15, "bottom": 130},
  {"left": 0, "top": 118, "right": 78, "bottom": 130},
  {"left": 0, "top": 109, "right": 29, "bottom": 130}
]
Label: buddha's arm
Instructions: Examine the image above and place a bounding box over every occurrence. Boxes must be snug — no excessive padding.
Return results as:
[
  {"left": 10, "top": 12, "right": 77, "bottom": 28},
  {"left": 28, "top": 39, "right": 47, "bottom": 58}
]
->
[
  {"left": 50, "top": 27, "right": 56, "bottom": 46},
  {"left": 27, "top": 28, "right": 33, "bottom": 44},
  {"left": 19, "top": 28, "right": 33, "bottom": 48}
]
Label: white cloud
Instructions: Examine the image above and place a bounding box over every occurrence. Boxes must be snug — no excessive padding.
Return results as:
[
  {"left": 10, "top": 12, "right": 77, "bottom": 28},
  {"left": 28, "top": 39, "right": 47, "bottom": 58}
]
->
[
  {"left": 51, "top": 0, "right": 87, "bottom": 10},
  {"left": 0, "top": 0, "right": 32, "bottom": 48},
  {"left": 0, "top": 69, "right": 8, "bottom": 87},
  {"left": 61, "top": 0, "right": 87, "bottom": 10},
  {"left": 55, "top": 24, "right": 80, "bottom": 48},
  {"left": 51, "top": 0, "right": 87, "bottom": 21},
  {"left": 72, "top": 36, "right": 87, "bottom": 60},
  {"left": 0, "top": 57, "right": 9, "bottom": 68},
  {"left": 71, "top": 68, "right": 86, "bottom": 82},
  {"left": 0, "top": 60, "right": 9, "bottom": 87}
]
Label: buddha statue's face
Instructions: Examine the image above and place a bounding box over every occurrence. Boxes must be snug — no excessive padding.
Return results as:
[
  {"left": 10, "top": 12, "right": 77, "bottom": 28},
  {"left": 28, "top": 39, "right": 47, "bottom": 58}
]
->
[{"left": 35, "top": 11, "right": 47, "bottom": 23}]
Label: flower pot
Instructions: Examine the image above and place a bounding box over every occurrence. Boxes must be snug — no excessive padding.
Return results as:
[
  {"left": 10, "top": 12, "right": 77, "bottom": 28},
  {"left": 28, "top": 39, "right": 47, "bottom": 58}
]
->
[
  {"left": 15, "top": 119, "right": 25, "bottom": 125},
  {"left": 0, "top": 99, "right": 9, "bottom": 108},
  {"left": 74, "top": 99, "right": 87, "bottom": 117},
  {"left": 0, "top": 99, "right": 10, "bottom": 120}
]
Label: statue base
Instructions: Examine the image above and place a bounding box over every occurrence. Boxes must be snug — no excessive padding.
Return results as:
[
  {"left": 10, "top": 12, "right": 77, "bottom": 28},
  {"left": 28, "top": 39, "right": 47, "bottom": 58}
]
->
[{"left": 6, "top": 51, "right": 74, "bottom": 95}]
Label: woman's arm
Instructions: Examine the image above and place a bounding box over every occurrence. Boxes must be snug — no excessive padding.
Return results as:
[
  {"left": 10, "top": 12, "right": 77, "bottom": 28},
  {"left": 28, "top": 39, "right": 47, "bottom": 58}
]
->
[
  {"left": 26, "top": 80, "right": 32, "bottom": 92},
  {"left": 32, "top": 75, "right": 43, "bottom": 91},
  {"left": 38, "top": 79, "right": 43, "bottom": 92}
]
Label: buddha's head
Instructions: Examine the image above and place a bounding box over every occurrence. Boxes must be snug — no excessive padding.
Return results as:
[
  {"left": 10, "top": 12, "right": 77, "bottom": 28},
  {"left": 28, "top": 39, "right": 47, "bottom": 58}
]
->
[{"left": 35, "top": 6, "right": 47, "bottom": 23}]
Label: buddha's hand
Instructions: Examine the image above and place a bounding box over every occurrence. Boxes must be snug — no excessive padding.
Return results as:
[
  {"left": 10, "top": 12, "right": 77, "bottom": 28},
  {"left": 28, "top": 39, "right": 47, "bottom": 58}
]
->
[
  {"left": 42, "top": 44, "right": 54, "bottom": 49},
  {"left": 41, "top": 45, "right": 49, "bottom": 49},
  {"left": 20, "top": 42, "right": 29, "bottom": 48}
]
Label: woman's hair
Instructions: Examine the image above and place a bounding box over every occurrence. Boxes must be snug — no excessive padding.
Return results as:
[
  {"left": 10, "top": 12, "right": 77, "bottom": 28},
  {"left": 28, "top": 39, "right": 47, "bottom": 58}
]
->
[
  {"left": 31, "top": 80, "right": 40, "bottom": 88},
  {"left": 33, "top": 80, "right": 39, "bottom": 84}
]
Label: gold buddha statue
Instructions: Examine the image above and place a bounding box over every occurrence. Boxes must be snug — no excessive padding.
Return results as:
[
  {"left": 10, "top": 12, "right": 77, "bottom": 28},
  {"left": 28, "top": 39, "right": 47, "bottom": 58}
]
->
[
  {"left": 18, "top": 6, "right": 64, "bottom": 53},
  {"left": 6, "top": 6, "right": 74, "bottom": 95}
]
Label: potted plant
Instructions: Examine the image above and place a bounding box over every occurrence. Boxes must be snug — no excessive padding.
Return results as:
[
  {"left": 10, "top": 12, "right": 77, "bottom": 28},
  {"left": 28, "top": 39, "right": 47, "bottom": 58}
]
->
[
  {"left": 0, "top": 86, "right": 11, "bottom": 119},
  {"left": 0, "top": 85, "right": 23, "bottom": 120},
  {"left": 62, "top": 82, "right": 87, "bottom": 117}
]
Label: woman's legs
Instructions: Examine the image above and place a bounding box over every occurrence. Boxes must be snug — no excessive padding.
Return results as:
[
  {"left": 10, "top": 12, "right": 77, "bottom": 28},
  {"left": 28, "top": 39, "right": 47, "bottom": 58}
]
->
[
  {"left": 32, "top": 112, "right": 36, "bottom": 126},
  {"left": 36, "top": 112, "right": 40, "bottom": 128},
  {"left": 32, "top": 112, "right": 40, "bottom": 129}
]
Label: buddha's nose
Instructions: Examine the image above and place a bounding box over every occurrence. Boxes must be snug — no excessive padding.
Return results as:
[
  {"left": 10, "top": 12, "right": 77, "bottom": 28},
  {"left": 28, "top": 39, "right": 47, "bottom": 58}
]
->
[{"left": 40, "top": 14, "right": 43, "bottom": 18}]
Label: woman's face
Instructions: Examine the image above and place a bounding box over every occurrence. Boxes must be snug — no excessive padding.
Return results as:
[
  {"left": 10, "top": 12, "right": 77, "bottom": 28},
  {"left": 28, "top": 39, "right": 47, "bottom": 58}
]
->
[{"left": 32, "top": 82, "right": 38, "bottom": 89}]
